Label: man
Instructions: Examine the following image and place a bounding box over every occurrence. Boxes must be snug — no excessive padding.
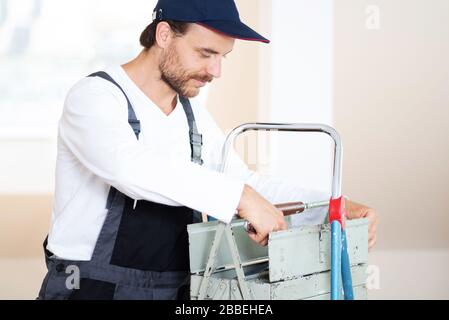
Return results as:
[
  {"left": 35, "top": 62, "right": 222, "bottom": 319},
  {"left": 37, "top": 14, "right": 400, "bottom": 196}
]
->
[{"left": 38, "top": 0, "right": 378, "bottom": 300}]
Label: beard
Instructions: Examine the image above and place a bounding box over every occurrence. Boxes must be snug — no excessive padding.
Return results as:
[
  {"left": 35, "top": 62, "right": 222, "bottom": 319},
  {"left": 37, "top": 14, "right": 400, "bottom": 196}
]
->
[{"left": 159, "top": 45, "right": 213, "bottom": 98}]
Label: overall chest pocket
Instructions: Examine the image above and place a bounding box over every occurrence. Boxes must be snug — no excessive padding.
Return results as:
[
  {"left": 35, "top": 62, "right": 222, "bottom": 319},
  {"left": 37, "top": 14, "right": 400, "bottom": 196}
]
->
[{"left": 110, "top": 197, "right": 194, "bottom": 271}]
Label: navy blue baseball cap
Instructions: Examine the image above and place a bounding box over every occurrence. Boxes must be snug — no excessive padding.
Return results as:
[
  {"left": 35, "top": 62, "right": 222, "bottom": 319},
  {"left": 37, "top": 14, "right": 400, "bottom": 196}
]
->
[{"left": 152, "top": 0, "right": 270, "bottom": 43}]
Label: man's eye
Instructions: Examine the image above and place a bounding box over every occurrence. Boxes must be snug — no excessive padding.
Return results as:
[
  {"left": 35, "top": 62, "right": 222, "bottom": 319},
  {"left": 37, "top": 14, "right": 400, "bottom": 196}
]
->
[{"left": 200, "top": 52, "right": 212, "bottom": 58}]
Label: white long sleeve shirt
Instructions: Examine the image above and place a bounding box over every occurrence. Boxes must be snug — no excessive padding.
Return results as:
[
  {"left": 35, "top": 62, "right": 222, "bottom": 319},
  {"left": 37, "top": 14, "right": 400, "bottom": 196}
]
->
[{"left": 47, "top": 66, "right": 329, "bottom": 261}]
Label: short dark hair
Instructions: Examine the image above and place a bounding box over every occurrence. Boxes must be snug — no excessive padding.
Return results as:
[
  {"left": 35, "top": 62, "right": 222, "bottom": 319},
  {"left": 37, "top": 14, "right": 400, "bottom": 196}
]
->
[{"left": 139, "top": 20, "right": 190, "bottom": 49}]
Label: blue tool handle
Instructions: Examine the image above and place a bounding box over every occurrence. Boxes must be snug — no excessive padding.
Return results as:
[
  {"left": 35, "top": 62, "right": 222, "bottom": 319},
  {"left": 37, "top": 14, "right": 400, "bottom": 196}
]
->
[
  {"left": 341, "top": 230, "right": 354, "bottom": 300},
  {"left": 331, "top": 220, "right": 342, "bottom": 300}
]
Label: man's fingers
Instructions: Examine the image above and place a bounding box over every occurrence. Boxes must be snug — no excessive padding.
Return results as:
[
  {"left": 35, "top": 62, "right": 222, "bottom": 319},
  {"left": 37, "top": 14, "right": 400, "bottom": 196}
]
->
[
  {"left": 368, "top": 233, "right": 375, "bottom": 245},
  {"left": 364, "top": 209, "right": 378, "bottom": 251},
  {"left": 369, "top": 226, "right": 377, "bottom": 238},
  {"left": 278, "top": 219, "right": 288, "bottom": 230},
  {"left": 366, "top": 210, "right": 379, "bottom": 226},
  {"left": 248, "top": 231, "right": 269, "bottom": 246},
  {"left": 283, "top": 221, "right": 288, "bottom": 230},
  {"left": 247, "top": 232, "right": 261, "bottom": 243},
  {"left": 368, "top": 234, "right": 377, "bottom": 251}
]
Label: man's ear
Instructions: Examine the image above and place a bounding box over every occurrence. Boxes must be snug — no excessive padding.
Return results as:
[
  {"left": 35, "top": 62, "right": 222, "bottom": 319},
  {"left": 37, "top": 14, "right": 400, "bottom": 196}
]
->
[{"left": 155, "top": 21, "right": 173, "bottom": 49}]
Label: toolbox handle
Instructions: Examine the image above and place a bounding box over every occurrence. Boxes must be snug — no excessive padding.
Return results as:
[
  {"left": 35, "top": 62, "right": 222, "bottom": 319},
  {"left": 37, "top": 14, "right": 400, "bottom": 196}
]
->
[
  {"left": 219, "top": 123, "right": 343, "bottom": 199},
  {"left": 244, "top": 200, "right": 330, "bottom": 233}
]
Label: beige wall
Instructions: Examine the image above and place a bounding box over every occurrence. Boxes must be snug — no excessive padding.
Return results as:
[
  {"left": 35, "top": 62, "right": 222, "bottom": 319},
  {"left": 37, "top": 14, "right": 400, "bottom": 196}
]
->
[
  {"left": 334, "top": 0, "right": 449, "bottom": 250},
  {"left": 0, "top": 195, "right": 52, "bottom": 258},
  {"left": 205, "top": 0, "right": 264, "bottom": 170},
  {"left": 0, "top": 195, "right": 51, "bottom": 299},
  {"left": 206, "top": 0, "right": 261, "bottom": 132}
]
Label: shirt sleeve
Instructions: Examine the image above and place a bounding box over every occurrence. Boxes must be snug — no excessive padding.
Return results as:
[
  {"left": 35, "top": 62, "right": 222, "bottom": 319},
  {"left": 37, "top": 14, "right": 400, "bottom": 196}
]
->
[
  {"left": 198, "top": 107, "right": 330, "bottom": 225},
  {"left": 58, "top": 78, "right": 243, "bottom": 223}
]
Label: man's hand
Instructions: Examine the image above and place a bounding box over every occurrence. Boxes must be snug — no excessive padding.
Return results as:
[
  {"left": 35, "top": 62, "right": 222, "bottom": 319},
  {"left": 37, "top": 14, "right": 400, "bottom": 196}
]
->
[
  {"left": 345, "top": 200, "right": 378, "bottom": 250},
  {"left": 237, "top": 184, "right": 287, "bottom": 246}
]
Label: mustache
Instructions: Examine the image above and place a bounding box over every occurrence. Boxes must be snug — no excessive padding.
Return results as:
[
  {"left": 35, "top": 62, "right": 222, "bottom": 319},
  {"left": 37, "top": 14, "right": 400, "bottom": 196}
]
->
[{"left": 190, "top": 74, "right": 213, "bottom": 83}]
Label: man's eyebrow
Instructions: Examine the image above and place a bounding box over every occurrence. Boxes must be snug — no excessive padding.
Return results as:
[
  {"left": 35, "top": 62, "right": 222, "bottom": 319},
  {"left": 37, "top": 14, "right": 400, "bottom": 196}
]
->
[{"left": 197, "top": 47, "right": 233, "bottom": 56}]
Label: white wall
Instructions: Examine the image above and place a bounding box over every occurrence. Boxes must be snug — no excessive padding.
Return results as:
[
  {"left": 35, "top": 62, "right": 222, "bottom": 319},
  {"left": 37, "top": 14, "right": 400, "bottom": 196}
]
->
[
  {"left": 0, "top": 0, "right": 154, "bottom": 195},
  {"left": 259, "top": 0, "right": 334, "bottom": 194},
  {"left": 0, "top": 137, "right": 56, "bottom": 194}
]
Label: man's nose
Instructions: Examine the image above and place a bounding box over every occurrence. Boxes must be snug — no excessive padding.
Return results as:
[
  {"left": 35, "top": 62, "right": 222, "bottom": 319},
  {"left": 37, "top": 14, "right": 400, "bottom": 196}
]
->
[{"left": 206, "top": 56, "right": 222, "bottom": 79}]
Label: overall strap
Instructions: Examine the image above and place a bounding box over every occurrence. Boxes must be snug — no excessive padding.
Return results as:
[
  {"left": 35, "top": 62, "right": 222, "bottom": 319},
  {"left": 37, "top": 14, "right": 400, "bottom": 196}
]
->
[
  {"left": 88, "top": 71, "right": 141, "bottom": 139},
  {"left": 179, "top": 96, "right": 204, "bottom": 222},
  {"left": 179, "top": 96, "right": 204, "bottom": 165},
  {"left": 88, "top": 71, "right": 141, "bottom": 209}
]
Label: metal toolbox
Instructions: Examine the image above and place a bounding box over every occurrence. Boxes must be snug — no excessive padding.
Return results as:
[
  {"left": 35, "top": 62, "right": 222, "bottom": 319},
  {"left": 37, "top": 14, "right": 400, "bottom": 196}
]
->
[
  {"left": 188, "top": 216, "right": 368, "bottom": 300},
  {"left": 188, "top": 123, "right": 369, "bottom": 300}
]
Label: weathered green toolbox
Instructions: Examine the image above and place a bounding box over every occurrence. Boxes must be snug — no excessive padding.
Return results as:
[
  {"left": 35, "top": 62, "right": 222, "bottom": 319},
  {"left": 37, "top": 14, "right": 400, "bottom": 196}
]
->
[
  {"left": 188, "top": 123, "right": 369, "bottom": 300},
  {"left": 188, "top": 216, "right": 368, "bottom": 300}
]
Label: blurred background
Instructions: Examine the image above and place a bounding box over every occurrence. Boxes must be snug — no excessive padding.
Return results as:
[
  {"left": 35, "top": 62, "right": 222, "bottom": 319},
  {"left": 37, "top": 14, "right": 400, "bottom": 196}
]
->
[{"left": 0, "top": 0, "right": 448, "bottom": 299}]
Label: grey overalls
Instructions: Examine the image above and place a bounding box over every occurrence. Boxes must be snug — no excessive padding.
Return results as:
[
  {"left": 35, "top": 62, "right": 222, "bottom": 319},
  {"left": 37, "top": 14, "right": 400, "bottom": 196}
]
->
[{"left": 38, "top": 72, "right": 203, "bottom": 300}]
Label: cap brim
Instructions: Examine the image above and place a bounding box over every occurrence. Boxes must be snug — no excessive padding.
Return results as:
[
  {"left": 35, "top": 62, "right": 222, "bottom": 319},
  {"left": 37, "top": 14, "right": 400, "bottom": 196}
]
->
[{"left": 196, "top": 20, "right": 270, "bottom": 43}]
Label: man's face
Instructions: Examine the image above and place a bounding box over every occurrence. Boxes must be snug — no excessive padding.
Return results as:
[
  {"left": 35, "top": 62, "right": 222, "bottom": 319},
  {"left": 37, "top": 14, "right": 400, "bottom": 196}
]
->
[{"left": 159, "top": 23, "right": 235, "bottom": 98}]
